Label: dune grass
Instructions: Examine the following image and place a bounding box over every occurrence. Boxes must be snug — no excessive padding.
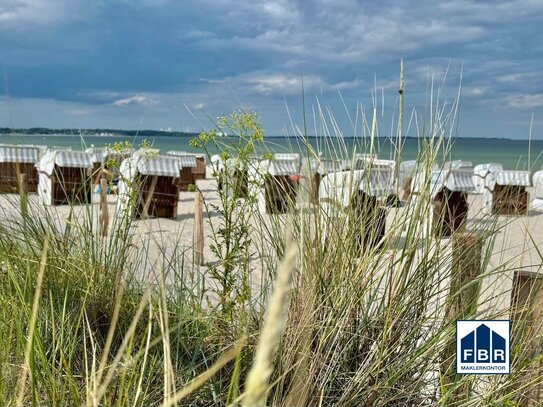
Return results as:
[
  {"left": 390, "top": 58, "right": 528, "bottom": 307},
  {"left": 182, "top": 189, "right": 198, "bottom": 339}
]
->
[{"left": 0, "top": 81, "right": 543, "bottom": 407}]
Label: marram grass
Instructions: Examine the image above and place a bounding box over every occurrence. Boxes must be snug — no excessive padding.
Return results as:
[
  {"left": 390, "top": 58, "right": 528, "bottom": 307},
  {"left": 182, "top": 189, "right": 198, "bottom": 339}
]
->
[{"left": 0, "top": 90, "right": 542, "bottom": 407}]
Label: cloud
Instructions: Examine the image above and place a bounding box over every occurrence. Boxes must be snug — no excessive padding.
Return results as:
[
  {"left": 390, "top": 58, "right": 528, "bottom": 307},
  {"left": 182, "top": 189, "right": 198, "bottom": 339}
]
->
[
  {"left": 192, "top": 1, "right": 486, "bottom": 65},
  {"left": 248, "top": 74, "right": 322, "bottom": 95},
  {"left": 506, "top": 94, "right": 543, "bottom": 109},
  {"left": 438, "top": 0, "right": 543, "bottom": 23},
  {"left": 1, "top": 0, "right": 542, "bottom": 138},
  {"left": 0, "top": 0, "right": 100, "bottom": 27},
  {"left": 464, "top": 87, "right": 487, "bottom": 97},
  {"left": 201, "top": 72, "right": 323, "bottom": 96},
  {"left": 113, "top": 94, "right": 158, "bottom": 107}
]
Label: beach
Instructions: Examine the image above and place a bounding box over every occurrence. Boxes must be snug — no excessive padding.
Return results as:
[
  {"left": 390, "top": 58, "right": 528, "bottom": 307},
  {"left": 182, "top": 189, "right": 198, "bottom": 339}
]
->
[{"left": 1, "top": 166, "right": 541, "bottom": 312}]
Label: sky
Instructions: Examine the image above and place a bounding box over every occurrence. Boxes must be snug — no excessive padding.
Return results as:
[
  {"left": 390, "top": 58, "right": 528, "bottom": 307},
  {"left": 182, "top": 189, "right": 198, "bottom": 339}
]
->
[{"left": 0, "top": 0, "right": 542, "bottom": 139}]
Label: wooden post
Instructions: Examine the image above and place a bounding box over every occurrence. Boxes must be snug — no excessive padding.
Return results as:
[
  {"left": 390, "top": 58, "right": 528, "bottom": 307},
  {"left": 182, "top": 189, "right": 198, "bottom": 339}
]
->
[
  {"left": 402, "top": 176, "right": 412, "bottom": 201},
  {"left": 511, "top": 271, "right": 543, "bottom": 406},
  {"left": 194, "top": 191, "right": 204, "bottom": 266},
  {"left": 441, "top": 233, "right": 484, "bottom": 403},
  {"left": 19, "top": 173, "right": 28, "bottom": 218},
  {"left": 99, "top": 178, "right": 109, "bottom": 237},
  {"left": 141, "top": 175, "right": 158, "bottom": 220}
]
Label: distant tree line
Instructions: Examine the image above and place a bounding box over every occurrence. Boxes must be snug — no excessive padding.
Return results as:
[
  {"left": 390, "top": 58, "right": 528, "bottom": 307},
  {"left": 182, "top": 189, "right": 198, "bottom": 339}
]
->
[{"left": 0, "top": 128, "right": 200, "bottom": 138}]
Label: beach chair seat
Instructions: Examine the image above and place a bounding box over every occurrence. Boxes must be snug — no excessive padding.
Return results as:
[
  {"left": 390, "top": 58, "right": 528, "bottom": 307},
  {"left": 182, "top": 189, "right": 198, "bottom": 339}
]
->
[
  {"left": 51, "top": 166, "right": 93, "bottom": 205},
  {"left": 264, "top": 175, "right": 297, "bottom": 214},
  {"left": 489, "top": 171, "right": 531, "bottom": 216},
  {"left": 492, "top": 184, "right": 528, "bottom": 215},
  {"left": 432, "top": 189, "right": 469, "bottom": 237},
  {"left": 117, "top": 150, "right": 184, "bottom": 220},
  {"left": 0, "top": 147, "right": 41, "bottom": 193}
]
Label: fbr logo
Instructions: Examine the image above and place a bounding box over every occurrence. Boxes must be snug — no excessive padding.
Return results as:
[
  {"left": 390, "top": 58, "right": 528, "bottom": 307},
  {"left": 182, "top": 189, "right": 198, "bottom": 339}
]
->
[{"left": 456, "top": 320, "right": 510, "bottom": 374}]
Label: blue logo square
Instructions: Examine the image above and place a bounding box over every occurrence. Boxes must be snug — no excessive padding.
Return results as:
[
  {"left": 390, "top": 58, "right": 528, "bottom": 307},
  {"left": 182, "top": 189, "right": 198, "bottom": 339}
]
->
[{"left": 456, "top": 320, "right": 510, "bottom": 374}]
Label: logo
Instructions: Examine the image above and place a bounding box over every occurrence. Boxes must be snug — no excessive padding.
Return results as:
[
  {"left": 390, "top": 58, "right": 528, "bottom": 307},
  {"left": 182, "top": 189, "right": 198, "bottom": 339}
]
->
[{"left": 456, "top": 320, "right": 510, "bottom": 374}]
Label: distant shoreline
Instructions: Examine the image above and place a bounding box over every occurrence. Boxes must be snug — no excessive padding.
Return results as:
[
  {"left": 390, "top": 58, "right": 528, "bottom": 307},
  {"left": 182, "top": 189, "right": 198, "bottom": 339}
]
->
[{"left": 0, "top": 128, "right": 533, "bottom": 141}]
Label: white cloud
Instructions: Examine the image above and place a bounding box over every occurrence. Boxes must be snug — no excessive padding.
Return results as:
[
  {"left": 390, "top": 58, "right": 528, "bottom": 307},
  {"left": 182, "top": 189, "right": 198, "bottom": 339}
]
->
[
  {"left": 438, "top": 0, "right": 543, "bottom": 23},
  {"left": 200, "top": 72, "right": 323, "bottom": 96},
  {"left": 506, "top": 94, "right": 543, "bottom": 109},
  {"left": 193, "top": 1, "right": 486, "bottom": 65},
  {"left": 262, "top": 1, "right": 293, "bottom": 19},
  {"left": 248, "top": 74, "right": 322, "bottom": 95},
  {"left": 497, "top": 72, "right": 539, "bottom": 85},
  {"left": 113, "top": 94, "right": 158, "bottom": 107},
  {"left": 464, "top": 87, "right": 487, "bottom": 97},
  {"left": 0, "top": 0, "right": 101, "bottom": 27}
]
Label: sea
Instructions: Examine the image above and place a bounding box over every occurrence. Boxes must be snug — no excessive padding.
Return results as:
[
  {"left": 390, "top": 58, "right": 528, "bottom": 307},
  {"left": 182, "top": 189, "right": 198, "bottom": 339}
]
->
[{"left": 1, "top": 133, "right": 542, "bottom": 171}]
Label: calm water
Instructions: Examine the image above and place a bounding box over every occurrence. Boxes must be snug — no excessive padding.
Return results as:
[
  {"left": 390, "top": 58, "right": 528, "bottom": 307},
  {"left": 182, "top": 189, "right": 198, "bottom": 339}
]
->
[{"left": 1, "top": 133, "right": 542, "bottom": 171}]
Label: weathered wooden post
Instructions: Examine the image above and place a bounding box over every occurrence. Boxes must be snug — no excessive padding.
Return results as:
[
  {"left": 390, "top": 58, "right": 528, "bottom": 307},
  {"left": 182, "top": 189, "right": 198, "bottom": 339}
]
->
[
  {"left": 99, "top": 178, "right": 109, "bottom": 237},
  {"left": 194, "top": 191, "right": 204, "bottom": 266},
  {"left": 402, "top": 176, "right": 412, "bottom": 201},
  {"left": 141, "top": 175, "right": 158, "bottom": 220},
  {"left": 441, "top": 233, "right": 484, "bottom": 403},
  {"left": 511, "top": 271, "right": 543, "bottom": 406},
  {"left": 19, "top": 173, "right": 28, "bottom": 218}
]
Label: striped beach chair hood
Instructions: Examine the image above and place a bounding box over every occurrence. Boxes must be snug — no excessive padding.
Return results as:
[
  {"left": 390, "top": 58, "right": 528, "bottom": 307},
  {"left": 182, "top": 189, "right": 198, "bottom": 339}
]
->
[
  {"left": 37, "top": 150, "right": 93, "bottom": 176},
  {"left": 494, "top": 170, "right": 531, "bottom": 188},
  {"left": 264, "top": 153, "right": 301, "bottom": 176},
  {"left": 120, "top": 150, "right": 183, "bottom": 179},
  {"left": 0, "top": 146, "right": 40, "bottom": 164},
  {"left": 413, "top": 169, "right": 476, "bottom": 198},
  {"left": 319, "top": 168, "right": 396, "bottom": 207}
]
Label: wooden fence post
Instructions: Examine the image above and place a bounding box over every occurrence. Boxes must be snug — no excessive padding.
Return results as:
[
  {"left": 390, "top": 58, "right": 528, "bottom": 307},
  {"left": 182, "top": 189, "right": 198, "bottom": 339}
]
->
[
  {"left": 194, "top": 191, "right": 204, "bottom": 266},
  {"left": 511, "top": 271, "right": 543, "bottom": 406},
  {"left": 99, "top": 178, "right": 109, "bottom": 237},
  {"left": 19, "top": 173, "right": 28, "bottom": 218},
  {"left": 441, "top": 233, "right": 484, "bottom": 403},
  {"left": 141, "top": 175, "right": 158, "bottom": 220}
]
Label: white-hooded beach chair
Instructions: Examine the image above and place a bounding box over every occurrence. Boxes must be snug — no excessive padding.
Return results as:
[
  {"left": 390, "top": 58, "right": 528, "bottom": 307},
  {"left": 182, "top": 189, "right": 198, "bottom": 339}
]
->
[
  {"left": 37, "top": 150, "right": 93, "bottom": 206},
  {"left": 0, "top": 145, "right": 41, "bottom": 193},
  {"left": 319, "top": 166, "right": 394, "bottom": 250},
  {"left": 484, "top": 170, "right": 531, "bottom": 215},
  {"left": 163, "top": 151, "right": 198, "bottom": 190},
  {"left": 412, "top": 168, "right": 475, "bottom": 237},
  {"left": 166, "top": 151, "right": 206, "bottom": 181},
  {"left": 361, "top": 158, "right": 398, "bottom": 204},
  {"left": 248, "top": 153, "right": 301, "bottom": 214},
  {"left": 117, "top": 150, "right": 183, "bottom": 219}
]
